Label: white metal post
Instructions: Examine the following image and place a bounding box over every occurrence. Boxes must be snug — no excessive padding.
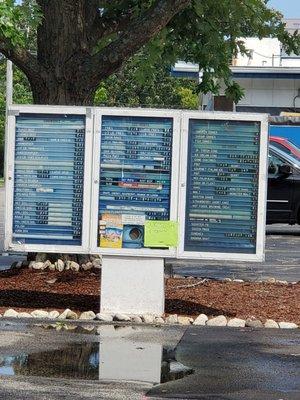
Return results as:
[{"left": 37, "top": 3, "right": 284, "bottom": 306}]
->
[
  {"left": 3, "top": 60, "right": 13, "bottom": 187},
  {"left": 5, "top": 60, "right": 13, "bottom": 110}
]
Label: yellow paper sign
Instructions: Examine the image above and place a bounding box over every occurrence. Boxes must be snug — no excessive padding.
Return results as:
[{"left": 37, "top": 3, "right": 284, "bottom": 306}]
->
[{"left": 144, "top": 221, "right": 179, "bottom": 248}]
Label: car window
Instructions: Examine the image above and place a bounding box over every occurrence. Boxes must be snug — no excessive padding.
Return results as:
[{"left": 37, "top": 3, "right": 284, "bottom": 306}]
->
[
  {"left": 271, "top": 141, "right": 292, "bottom": 154},
  {"left": 268, "top": 152, "right": 287, "bottom": 175}
]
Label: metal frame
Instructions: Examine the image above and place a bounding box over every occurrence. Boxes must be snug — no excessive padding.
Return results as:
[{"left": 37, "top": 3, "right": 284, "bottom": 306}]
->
[
  {"left": 4, "top": 105, "right": 94, "bottom": 254},
  {"left": 4, "top": 106, "right": 269, "bottom": 261},
  {"left": 90, "top": 107, "right": 181, "bottom": 258},
  {"left": 177, "top": 111, "right": 269, "bottom": 262}
]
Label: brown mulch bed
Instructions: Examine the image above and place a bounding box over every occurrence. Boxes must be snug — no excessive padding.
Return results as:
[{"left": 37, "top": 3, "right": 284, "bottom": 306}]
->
[
  {"left": 0, "top": 269, "right": 100, "bottom": 314},
  {"left": 165, "top": 278, "right": 300, "bottom": 324},
  {"left": 0, "top": 269, "right": 299, "bottom": 324}
]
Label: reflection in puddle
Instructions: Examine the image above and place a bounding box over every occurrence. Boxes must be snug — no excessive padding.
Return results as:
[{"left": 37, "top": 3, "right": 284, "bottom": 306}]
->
[{"left": 0, "top": 326, "right": 193, "bottom": 385}]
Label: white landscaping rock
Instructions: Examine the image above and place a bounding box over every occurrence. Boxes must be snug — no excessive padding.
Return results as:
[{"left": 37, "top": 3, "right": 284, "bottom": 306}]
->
[
  {"left": 278, "top": 322, "right": 298, "bottom": 329},
  {"left": 68, "top": 261, "right": 80, "bottom": 272},
  {"left": 55, "top": 259, "right": 64, "bottom": 272},
  {"left": 114, "top": 313, "right": 131, "bottom": 322},
  {"left": 42, "top": 260, "right": 52, "bottom": 270},
  {"left": 28, "top": 261, "right": 35, "bottom": 269},
  {"left": 32, "top": 262, "right": 45, "bottom": 270},
  {"left": 178, "top": 316, "right": 193, "bottom": 325},
  {"left": 48, "top": 310, "right": 60, "bottom": 319},
  {"left": 193, "top": 314, "right": 208, "bottom": 326},
  {"left": 165, "top": 314, "right": 178, "bottom": 324},
  {"left": 18, "top": 312, "right": 32, "bottom": 318},
  {"left": 207, "top": 315, "right": 227, "bottom": 327},
  {"left": 96, "top": 313, "right": 113, "bottom": 322},
  {"left": 64, "top": 324, "right": 77, "bottom": 331},
  {"left": 49, "top": 264, "right": 56, "bottom": 271},
  {"left": 92, "top": 259, "right": 102, "bottom": 269},
  {"left": 61, "top": 254, "right": 71, "bottom": 263},
  {"left": 31, "top": 310, "right": 49, "bottom": 319},
  {"left": 89, "top": 255, "right": 101, "bottom": 262},
  {"left": 154, "top": 317, "right": 165, "bottom": 324},
  {"left": 245, "top": 319, "right": 263, "bottom": 328},
  {"left": 82, "top": 262, "right": 93, "bottom": 271},
  {"left": 227, "top": 318, "right": 246, "bottom": 328},
  {"left": 58, "top": 309, "right": 78, "bottom": 320},
  {"left": 232, "top": 279, "right": 244, "bottom": 283},
  {"left": 79, "top": 311, "right": 96, "bottom": 320},
  {"left": 264, "top": 319, "right": 279, "bottom": 329},
  {"left": 65, "top": 261, "right": 71, "bottom": 270},
  {"left": 78, "top": 255, "right": 90, "bottom": 265},
  {"left": 15, "top": 261, "right": 24, "bottom": 269},
  {"left": 4, "top": 309, "right": 19, "bottom": 318},
  {"left": 81, "top": 325, "right": 95, "bottom": 332},
  {"left": 142, "top": 314, "right": 155, "bottom": 324}
]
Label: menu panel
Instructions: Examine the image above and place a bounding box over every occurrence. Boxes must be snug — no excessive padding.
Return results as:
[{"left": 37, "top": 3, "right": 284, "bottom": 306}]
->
[
  {"left": 98, "top": 115, "right": 173, "bottom": 249},
  {"left": 184, "top": 119, "right": 260, "bottom": 254},
  {"left": 12, "top": 114, "right": 85, "bottom": 246}
]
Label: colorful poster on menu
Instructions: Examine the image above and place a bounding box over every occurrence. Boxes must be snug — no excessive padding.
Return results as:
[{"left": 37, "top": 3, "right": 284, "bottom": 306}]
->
[{"left": 99, "top": 213, "right": 123, "bottom": 248}]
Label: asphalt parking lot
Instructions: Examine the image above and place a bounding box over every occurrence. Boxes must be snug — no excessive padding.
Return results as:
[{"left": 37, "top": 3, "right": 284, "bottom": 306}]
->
[
  {"left": 0, "top": 321, "right": 299, "bottom": 400},
  {"left": 172, "top": 224, "right": 300, "bottom": 282}
]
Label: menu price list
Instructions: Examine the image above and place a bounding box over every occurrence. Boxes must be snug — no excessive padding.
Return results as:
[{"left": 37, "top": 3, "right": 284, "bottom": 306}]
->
[
  {"left": 12, "top": 114, "right": 85, "bottom": 246},
  {"left": 184, "top": 119, "right": 260, "bottom": 254},
  {"left": 98, "top": 116, "right": 173, "bottom": 247}
]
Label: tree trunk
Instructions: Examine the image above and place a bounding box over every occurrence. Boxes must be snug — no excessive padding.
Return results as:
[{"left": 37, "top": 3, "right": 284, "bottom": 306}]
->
[
  {"left": 30, "top": 76, "right": 97, "bottom": 106},
  {"left": 33, "top": 0, "right": 98, "bottom": 106}
]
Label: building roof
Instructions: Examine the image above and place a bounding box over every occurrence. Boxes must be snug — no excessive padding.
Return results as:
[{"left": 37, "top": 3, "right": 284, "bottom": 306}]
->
[{"left": 231, "top": 66, "right": 300, "bottom": 79}]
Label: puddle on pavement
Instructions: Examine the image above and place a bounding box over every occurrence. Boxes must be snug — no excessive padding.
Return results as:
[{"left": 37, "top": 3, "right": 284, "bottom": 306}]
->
[{"left": 0, "top": 325, "right": 193, "bottom": 385}]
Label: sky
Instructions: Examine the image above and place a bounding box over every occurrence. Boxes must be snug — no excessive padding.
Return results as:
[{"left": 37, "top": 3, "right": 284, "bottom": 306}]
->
[
  {"left": 12, "top": 0, "right": 300, "bottom": 19},
  {"left": 269, "top": 0, "right": 300, "bottom": 18},
  {"left": 13, "top": 0, "right": 300, "bottom": 18}
]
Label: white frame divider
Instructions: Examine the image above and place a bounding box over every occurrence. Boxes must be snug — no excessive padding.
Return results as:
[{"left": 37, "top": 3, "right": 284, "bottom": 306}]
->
[{"left": 4, "top": 106, "right": 269, "bottom": 261}]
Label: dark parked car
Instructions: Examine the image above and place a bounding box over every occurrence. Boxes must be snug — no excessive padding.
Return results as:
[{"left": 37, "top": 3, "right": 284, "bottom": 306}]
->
[{"left": 267, "top": 144, "right": 300, "bottom": 225}]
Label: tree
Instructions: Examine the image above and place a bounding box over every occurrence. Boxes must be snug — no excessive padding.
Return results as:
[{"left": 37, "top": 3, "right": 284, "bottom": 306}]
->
[
  {"left": 94, "top": 52, "right": 199, "bottom": 109},
  {"left": 0, "top": 0, "right": 299, "bottom": 106},
  {"left": 0, "top": 50, "right": 198, "bottom": 176}
]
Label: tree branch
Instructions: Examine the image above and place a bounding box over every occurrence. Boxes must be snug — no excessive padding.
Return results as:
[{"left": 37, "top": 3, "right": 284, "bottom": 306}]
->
[
  {"left": 90, "top": 7, "right": 136, "bottom": 46},
  {"left": 0, "top": 38, "right": 41, "bottom": 81},
  {"left": 88, "top": 0, "right": 191, "bottom": 86}
]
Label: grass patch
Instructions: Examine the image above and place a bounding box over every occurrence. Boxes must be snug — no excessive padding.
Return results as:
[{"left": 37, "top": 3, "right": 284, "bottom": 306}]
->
[{"left": 0, "top": 177, "right": 4, "bottom": 187}]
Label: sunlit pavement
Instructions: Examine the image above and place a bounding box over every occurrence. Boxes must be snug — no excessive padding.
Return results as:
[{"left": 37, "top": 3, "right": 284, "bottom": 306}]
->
[{"left": 0, "top": 321, "right": 299, "bottom": 400}]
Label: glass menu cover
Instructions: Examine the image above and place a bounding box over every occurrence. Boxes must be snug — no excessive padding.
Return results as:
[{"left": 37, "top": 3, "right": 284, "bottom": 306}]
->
[
  {"left": 12, "top": 114, "right": 85, "bottom": 246},
  {"left": 98, "top": 115, "right": 173, "bottom": 249},
  {"left": 184, "top": 119, "right": 260, "bottom": 254}
]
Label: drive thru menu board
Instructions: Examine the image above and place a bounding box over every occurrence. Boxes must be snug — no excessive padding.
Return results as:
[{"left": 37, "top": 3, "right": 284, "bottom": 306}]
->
[
  {"left": 98, "top": 115, "right": 173, "bottom": 249},
  {"left": 12, "top": 114, "right": 85, "bottom": 246},
  {"left": 184, "top": 119, "right": 260, "bottom": 254}
]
